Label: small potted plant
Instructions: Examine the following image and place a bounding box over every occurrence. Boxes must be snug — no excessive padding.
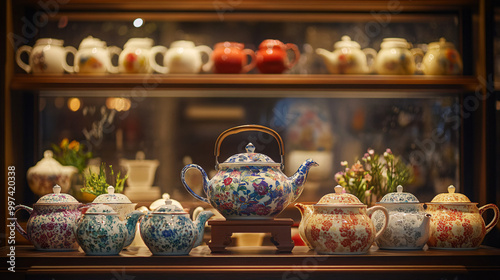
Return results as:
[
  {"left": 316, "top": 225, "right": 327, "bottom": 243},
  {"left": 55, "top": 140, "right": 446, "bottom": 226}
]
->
[
  {"left": 81, "top": 163, "right": 128, "bottom": 198},
  {"left": 334, "top": 148, "right": 413, "bottom": 205}
]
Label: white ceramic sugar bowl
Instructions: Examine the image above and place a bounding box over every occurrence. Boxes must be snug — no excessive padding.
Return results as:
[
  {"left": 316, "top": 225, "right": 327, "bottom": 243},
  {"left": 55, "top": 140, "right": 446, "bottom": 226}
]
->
[
  {"left": 16, "top": 38, "right": 76, "bottom": 74},
  {"left": 150, "top": 40, "right": 213, "bottom": 74},
  {"left": 74, "top": 36, "right": 121, "bottom": 74},
  {"left": 373, "top": 185, "right": 431, "bottom": 250}
]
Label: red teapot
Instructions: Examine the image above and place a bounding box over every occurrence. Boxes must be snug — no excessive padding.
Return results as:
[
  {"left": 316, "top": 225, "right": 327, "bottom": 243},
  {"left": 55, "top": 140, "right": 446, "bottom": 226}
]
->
[
  {"left": 212, "top": 42, "right": 256, "bottom": 74},
  {"left": 255, "top": 39, "right": 300, "bottom": 74}
]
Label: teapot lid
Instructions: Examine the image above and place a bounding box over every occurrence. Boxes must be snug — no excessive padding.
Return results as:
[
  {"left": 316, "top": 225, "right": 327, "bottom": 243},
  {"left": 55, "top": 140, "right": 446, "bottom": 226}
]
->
[
  {"left": 219, "top": 143, "right": 281, "bottom": 168},
  {"left": 35, "top": 38, "right": 64, "bottom": 46},
  {"left": 92, "top": 186, "right": 133, "bottom": 204},
  {"left": 428, "top": 37, "right": 455, "bottom": 50},
  {"left": 259, "top": 39, "right": 285, "bottom": 49},
  {"left": 124, "top": 38, "right": 153, "bottom": 49},
  {"left": 334, "top": 36, "right": 361, "bottom": 49},
  {"left": 149, "top": 193, "right": 183, "bottom": 211},
  {"left": 85, "top": 204, "right": 118, "bottom": 215},
  {"left": 79, "top": 36, "right": 106, "bottom": 49},
  {"left": 380, "top": 38, "right": 410, "bottom": 49},
  {"left": 318, "top": 185, "right": 364, "bottom": 205},
  {"left": 379, "top": 185, "right": 419, "bottom": 203},
  {"left": 170, "top": 40, "right": 195, "bottom": 48},
  {"left": 430, "top": 185, "right": 471, "bottom": 203},
  {"left": 152, "top": 199, "right": 187, "bottom": 215},
  {"left": 36, "top": 185, "right": 79, "bottom": 204},
  {"left": 28, "top": 150, "right": 78, "bottom": 176}
]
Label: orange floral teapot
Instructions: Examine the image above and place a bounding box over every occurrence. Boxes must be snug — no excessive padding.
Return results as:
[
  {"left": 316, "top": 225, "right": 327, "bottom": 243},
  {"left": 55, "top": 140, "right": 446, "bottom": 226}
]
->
[{"left": 425, "top": 185, "right": 499, "bottom": 249}]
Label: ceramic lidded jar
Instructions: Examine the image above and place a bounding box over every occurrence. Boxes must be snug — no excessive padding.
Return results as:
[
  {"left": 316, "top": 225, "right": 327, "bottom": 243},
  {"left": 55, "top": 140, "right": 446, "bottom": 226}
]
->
[
  {"left": 374, "top": 38, "right": 423, "bottom": 75},
  {"left": 92, "top": 186, "right": 137, "bottom": 221},
  {"left": 14, "top": 185, "right": 82, "bottom": 251},
  {"left": 212, "top": 42, "right": 256, "bottom": 74},
  {"left": 373, "top": 185, "right": 431, "bottom": 250},
  {"left": 255, "top": 39, "right": 300, "bottom": 74},
  {"left": 316, "top": 35, "right": 377, "bottom": 74},
  {"left": 303, "top": 185, "right": 389, "bottom": 254},
  {"left": 140, "top": 200, "right": 214, "bottom": 255},
  {"left": 426, "top": 185, "right": 499, "bottom": 249},
  {"left": 181, "top": 125, "right": 318, "bottom": 220},
  {"left": 422, "top": 38, "right": 463, "bottom": 75},
  {"left": 74, "top": 36, "right": 121, "bottom": 74},
  {"left": 74, "top": 204, "right": 143, "bottom": 255},
  {"left": 26, "top": 150, "right": 78, "bottom": 196},
  {"left": 15, "top": 38, "right": 76, "bottom": 74}
]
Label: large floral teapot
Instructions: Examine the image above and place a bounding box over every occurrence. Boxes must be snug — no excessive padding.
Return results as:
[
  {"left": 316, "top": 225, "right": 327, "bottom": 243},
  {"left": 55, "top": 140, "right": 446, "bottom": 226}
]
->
[{"left": 181, "top": 124, "right": 318, "bottom": 219}]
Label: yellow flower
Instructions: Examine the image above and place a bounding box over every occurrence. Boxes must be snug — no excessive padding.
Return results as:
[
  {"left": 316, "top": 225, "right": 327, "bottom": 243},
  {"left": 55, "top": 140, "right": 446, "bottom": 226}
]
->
[
  {"left": 60, "top": 138, "right": 69, "bottom": 148},
  {"left": 68, "top": 140, "right": 80, "bottom": 151}
]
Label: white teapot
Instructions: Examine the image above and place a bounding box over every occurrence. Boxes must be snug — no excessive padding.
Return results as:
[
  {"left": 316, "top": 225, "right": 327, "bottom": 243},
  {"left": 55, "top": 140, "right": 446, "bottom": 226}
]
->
[
  {"left": 16, "top": 38, "right": 76, "bottom": 74},
  {"left": 119, "top": 38, "right": 163, "bottom": 74},
  {"left": 316, "top": 36, "right": 377, "bottom": 74},
  {"left": 374, "top": 38, "right": 423, "bottom": 75},
  {"left": 74, "top": 36, "right": 121, "bottom": 74},
  {"left": 150, "top": 40, "right": 213, "bottom": 74},
  {"left": 422, "top": 38, "right": 463, "bottom": 75}
]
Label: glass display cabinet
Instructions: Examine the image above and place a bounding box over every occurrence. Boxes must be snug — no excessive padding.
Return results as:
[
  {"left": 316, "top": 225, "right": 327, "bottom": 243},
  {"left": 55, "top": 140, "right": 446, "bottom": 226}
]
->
[{"left": 2, "top": 0, "right": 499, "bottom": 279}]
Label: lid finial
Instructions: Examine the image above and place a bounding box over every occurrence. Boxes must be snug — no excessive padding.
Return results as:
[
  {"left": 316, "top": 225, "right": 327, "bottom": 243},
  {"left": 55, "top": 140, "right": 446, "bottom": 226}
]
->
[
  {"left": 107, "top": 186, "right": 115, "bottom": 194},
  {"left": 53, "top": 184, "right": 61, "bottom": 195},
  {"left": 448, "top": 185, "right": 455, "bottom": 194},
  {"left": 397, "top": 185, "right": 403, "bottom": 193},
  {"left": 334, "top": 185, "right": 343, "bottom": 194},
  {"left": 246, "top": 143, "right": 256, "bottom": 153}
]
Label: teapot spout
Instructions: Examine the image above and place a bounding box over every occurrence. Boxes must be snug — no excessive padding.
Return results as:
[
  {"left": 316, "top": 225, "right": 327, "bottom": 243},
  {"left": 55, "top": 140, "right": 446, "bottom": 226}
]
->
[
  {"left": 123, "top": 210, "right": 145, "bottom": 248},
  {"left": 193, "top": 210, "right": 215, "bottom": 248},
  {"left": 289, "top": 159, "right": 319, "bottom": 201},
  {"left": 315, "top": 48, "right": 333, "bottom": 61}
]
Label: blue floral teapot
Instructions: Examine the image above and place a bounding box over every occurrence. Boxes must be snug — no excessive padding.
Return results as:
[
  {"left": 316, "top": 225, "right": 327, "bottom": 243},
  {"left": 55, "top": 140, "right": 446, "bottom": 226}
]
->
[
  {"left": 140, "top": 200, "right": 214, "bottom": 255},
  {"left": 181, "top": 124, "right": 318, "bottom": 219}
]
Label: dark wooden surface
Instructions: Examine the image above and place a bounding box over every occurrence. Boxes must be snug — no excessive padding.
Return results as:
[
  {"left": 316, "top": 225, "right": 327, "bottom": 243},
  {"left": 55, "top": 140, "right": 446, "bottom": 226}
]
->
[{"left": 1, "top": 245, "right": 499, "bottom": 280}]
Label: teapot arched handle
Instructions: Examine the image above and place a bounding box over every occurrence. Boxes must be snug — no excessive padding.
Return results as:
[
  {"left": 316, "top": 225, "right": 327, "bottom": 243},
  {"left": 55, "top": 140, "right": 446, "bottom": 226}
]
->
[
  {"left": 362, "top": 48, "right": 377, "bottom": 74},
  {"left": 214, "top": 124, "right": 285, "bottom": 170},
  {"left": 149, "top": 45, "right": 168, "bottom": 74},
  {"left": 15, "top": 45, "right": 32, "bottom": 73},
  {"left": 62, "top": 46, "right": 77, "bottom": 73},
  {"left": 14, "top": 205, "right": 33, "bottom": 241},
  {"left": 181, "top": 164, "right": 210, "bottom": 204},
  {"left": 241, "top": 49, "right": 256, "bottom": 74},
  {"left": 367, "top": 205, "right": 389, "bottom": 241},
  {"left": 195, "top": 45, "right": 213, "bottom": 73},
  {"left": 285, "top": 43, "right": 300, "bottom": 70},
  {"left": 479, "top": 203, "right": 500, "bottom": 234}
]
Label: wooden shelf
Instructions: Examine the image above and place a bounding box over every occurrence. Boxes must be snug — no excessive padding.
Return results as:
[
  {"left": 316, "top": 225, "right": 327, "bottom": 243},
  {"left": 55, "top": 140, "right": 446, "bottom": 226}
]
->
[
  {"left": 15, "top": 0, "right": 477, "bottom": 12},
  {"left": 10, "top": 74, "right": 479, "bottom": 95},
  {"left": 2, "top": 245, "right": 499, "bottom": 280}
]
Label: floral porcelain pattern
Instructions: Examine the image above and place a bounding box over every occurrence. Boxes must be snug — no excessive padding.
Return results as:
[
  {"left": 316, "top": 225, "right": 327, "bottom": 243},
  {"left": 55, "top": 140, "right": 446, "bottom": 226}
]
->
[
  {"left": 373, "top": 186, "right": 431, "bottom": 249},
  {"left": 425, "top": 185, "right": 500, "bottom": 249},
  {"left": 140, "top": 200, "right": 214, "bottom": 255},
  {"left": 14, "top": 185, "right": 81, "bottom": 251},
  {"left": 74, "top": 204, "right": 143, "bottom": 255},
  {"left": 304, "top": 205, "right": 387, "bottom": 254},
  {"left": 373, "top": 204, "right": 430, "bottom": 249},
  {"left": 182, "top": 126, "right": 317, "bottom": 220}
]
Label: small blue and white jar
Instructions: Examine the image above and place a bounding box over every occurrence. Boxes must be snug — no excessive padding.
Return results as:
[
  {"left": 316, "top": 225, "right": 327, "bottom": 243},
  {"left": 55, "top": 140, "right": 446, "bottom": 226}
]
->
[{"left": 372, "top": 185, "right": 431, "bottom": 250}]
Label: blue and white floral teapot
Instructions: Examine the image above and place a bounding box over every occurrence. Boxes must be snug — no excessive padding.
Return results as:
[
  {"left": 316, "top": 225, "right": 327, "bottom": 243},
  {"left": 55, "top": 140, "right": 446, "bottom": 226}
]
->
[
  {"left": 181, "top": 124, "right": 318, "bottom": 220},
  {"left": 140, "top": 199, "right": 214, "bottom": 255}
]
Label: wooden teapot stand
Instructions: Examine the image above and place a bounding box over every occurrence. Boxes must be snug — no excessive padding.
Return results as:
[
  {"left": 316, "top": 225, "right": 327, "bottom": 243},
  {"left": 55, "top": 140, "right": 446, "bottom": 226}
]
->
[{"left": 207, "top": 218, "right": 294, "bottom": 253}]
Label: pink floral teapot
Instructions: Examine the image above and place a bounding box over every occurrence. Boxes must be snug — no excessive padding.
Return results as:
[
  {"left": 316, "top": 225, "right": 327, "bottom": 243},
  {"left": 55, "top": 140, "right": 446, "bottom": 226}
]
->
[{"left": 181, "top": 124, "right": 318, "bottom": 219}]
